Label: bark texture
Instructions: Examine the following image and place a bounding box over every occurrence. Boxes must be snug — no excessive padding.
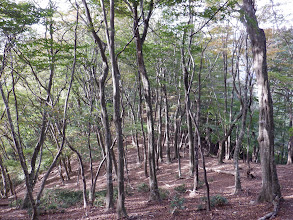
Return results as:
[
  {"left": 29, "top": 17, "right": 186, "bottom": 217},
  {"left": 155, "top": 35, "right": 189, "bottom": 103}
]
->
[
  {"left": 82, "top": 0, "right": 114, "bottom": 210},
  {"left": 132, "top": 1, "right": 160, "bottom": 201},
  {"left": 242, "top": 0, "right": 281, "bottom": 202}
]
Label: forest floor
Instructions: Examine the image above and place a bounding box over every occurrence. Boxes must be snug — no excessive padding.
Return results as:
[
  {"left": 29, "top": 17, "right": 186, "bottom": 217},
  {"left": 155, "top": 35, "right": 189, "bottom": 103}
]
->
[{"left": 1, "top": 146, "right": 293, "bottom": 220}]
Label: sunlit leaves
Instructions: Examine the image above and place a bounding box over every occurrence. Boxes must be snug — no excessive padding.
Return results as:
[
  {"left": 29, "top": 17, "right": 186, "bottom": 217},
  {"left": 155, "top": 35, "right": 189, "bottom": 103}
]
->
[{"left": 0, "top": 0, "right": 48, "bottom": 36}]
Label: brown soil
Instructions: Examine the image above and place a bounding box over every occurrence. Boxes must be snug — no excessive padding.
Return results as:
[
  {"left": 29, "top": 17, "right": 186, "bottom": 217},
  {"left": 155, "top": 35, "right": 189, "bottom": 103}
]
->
[{"left": 1, "top": 147, "right": 293, "bottom": 220}]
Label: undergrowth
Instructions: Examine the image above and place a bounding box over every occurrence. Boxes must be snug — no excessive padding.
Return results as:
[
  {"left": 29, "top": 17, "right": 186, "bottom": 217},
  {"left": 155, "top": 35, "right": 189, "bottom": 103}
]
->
[
  {"left": 137, "top": 183, "right": 149, "bottom": 192},
  {"left": 159, "top": 188, "right": 170, "bottom": 200},
  {"left": 198, "top": 194, "right": 228, "bottom": 210},
  {"left": 174, "top": 184, "right": 187, "bottom": 193},
  {"left": 170, "top": 193, "right": 185, "bottom": 215},
  {"left": 39, "top": 188, "right": 83, "bottom": 212},
  {"left": 36, "top": 187, "right": 119, "bottom": 213}
]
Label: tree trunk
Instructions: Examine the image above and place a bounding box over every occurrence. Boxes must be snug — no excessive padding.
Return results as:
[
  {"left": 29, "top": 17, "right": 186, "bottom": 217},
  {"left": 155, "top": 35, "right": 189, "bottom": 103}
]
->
[
  {"left": 218, "top": 111, "right": 242, "bottom": 164},
  {"left": 189, "top": 100, "right": 210, "bottom": 211},
  {"left": 163, "top": 69, "right": 171, "bottom": 163},
  {"left": 1, "top": 43, "right": 37, "bottom": 219},
  {"left": 138, "top": 78, "right": 148, "bottom": 177},
  {"left": 173, "top": 95, "right": 181, "bottom": 160},
  {"left": 234, "top": 34, "right": 250, "bottom": 194},
  {"left": 287, "top": 136, "right": 293, "bottom": 165},
  {"left": 218, "top": 141, "right": 225, "bottom": 164},
  {"left": 100, "top": 0, "right": 128, "bottom": 216},
  {"left": 242, "top": 0, "right": 281, "bottom": 202},
  {"left": 181, "top": 45, "right": 194, "bottom": 176},
  {"left": 82, "top": 0, "right": 114, "bottom": 210},
  {"left": 132, "top": 2, "right": 160, "bottom": 201},
  {"left": 0, "top": 154, "right": 8, "bottom": 198},
  {"left": 223, "top": 30, "right": 230, "bottom": 161},
  {"left": 287, "top": 98, "right": 293, "bottom": 165},
  {"left": 157, "top": 86, "right": 163, "bottom": 165}
]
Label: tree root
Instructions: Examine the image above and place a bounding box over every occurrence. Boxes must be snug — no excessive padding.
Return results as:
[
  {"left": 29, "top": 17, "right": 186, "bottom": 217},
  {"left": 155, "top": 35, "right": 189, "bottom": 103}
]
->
[{"left": 258, "top": 196, "right": 280, "bottom": 220}]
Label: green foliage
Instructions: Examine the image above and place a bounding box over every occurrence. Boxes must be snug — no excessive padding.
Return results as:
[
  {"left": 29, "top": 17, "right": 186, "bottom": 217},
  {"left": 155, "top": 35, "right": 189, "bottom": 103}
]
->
[
  {"left": 199, "top": 194, "right": 228, "bottom": 209},
  {"left": 93, "top": 189, "right": 107, "bottom": 207},
  {"left": 93, "top": 188, "right": 118, "bottom": 207},
  {"left": 170, "top": 194, "right": 185, "bottom": 210},
  {"left": 289, "top": 127, "right": 293, "bottom": 137},
  {"left": 40, "top": 189, "right": 83, "bottom": 212},
  {"left": 125, "top": 186, "right": 135, "bottom": 196},
  {"left": 197, "top": 179, "right": 205, "bottom": 189},
  {"left": 159, "top": 188, "right": 170, "bottom": 200},
  {"left": 174, "top": 184, "right": 187, "bottom": 194},
  {"left": 9, "top": 199, "right": 23, "bottom": 208},
  {"left": 137, "top": 183, "right": 149, "bottom": 193},
  {"left": 210, "top": 194, "right": 228, "bottom": 206},
  {"left": 0, "top": 0, "right": 47, "bottom": 35},
  {"left": 4, "top": 159, "right": 20, "bottom": 168}
]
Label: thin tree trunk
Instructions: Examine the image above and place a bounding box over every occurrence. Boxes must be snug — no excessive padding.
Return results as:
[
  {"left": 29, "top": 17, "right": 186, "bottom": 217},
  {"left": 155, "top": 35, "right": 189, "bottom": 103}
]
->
[
  {"left": 1, "top": 42, "right": 37, "bottom": 220},
  {"left": 132, "top": 1, "right": 160, "bottom": 201},
  {"left": 124, "top": 89, "right": 141, "bottom": 164},
  {"left": 157, "top": 89, "right": 163, "bottom": 164},
  {"left": 36, "top": 11, "right": 79, "bottom": 216},
  {"left": 0, "top": 154, "right": 8, "bottom": 198},
  {"left": 193, "top": 46, "right": 205, "bottom": 190},
  {"left": 96, "top": 127, "right": 106, "bottom": 157},
  {"left": 181, "top": 45, "right": 194, "bottom": 176},
  {"left": 218, "top": 111, "right": 243, "bottom": 164},
  {"left": 287, "top": 96, "right": 293, "bottom": 165},
  {"left": 82, "top": 0, "right": 114, "bottom": 210},
  {"left": 287, "top": 135, "right": 293, "bottom": 165},
  {"left": 138, "top": 77, "right": 148, "bottom": 177},
  {"left": 234, "top": 34, "right": 249, "bottom": 194},
  {"left": 88, "top": 98, "right": 94, "bottom": 204},
  {"left": 189, "top": 108, "right": 210, "bottom": 211},
  {"left": 223, "top": 28, "right": 230, "bottom": 160},
  {"left": 163, "top": 69, "right": 171, "bottom": 163},
  {"left": 100, "top": 0, "right": 128, "bottom": 216},
  {"left": 173, "top": 95, "right": 181, "bottom": 160}
]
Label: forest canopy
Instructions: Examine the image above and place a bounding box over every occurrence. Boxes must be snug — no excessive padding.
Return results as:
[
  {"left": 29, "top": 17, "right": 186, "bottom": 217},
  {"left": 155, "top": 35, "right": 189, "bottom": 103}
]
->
[{"left": 0, "top": 0, "right": 292, "bottom": 219}]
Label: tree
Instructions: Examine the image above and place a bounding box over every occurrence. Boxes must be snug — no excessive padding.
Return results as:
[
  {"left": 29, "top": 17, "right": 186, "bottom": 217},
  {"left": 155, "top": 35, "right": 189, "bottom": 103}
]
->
[
  {"left": 99, "top": 0, "right": 127, "bottom": 217},
  {"left": 127, "top": 0, "right": 160, "bottom": 201},
  {"left": 0, "top": 1, "right": 49, "bottom": 218},
  {"left": 241, "top": 0, "right": 281, "bottom": 202},
  {"left": 267, "top": 27, "right": 293, "bottom": 165},
  {"left": 82, "top": 0, "right": 115, "bottom": 210}
]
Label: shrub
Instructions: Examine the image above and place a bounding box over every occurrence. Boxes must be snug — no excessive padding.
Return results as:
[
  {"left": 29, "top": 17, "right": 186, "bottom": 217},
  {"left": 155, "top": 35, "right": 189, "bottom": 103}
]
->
[
  {"left": 93, "top": 189, "right": 107, "bottom": 207},
  {"left": 93, "top": 188, "right": 119, "bottom": 207},
  {"left": 210, "top": 194, "right": 228, "bottom": 207},
  {"left": 137, "top": 183, "right": 149, "bottom": 192},
  {"left": 170, "top": 194, "right": 185, "bottom": 214},
  {"left": 174, "top": 184, "right": 187, "bottom": 194},
  {"left": 39, "top": 188, "right": 83, "bottom": 214},
  {"left": 159, "top": 188, "right": 170, "bottom": 200},
  {"left": 125, "top": 186, "right": 134, "bottom": 196},
  {"left": 197, "top": 179, "right": 205, "bottom": 188},
  {"left": 56, "top": 189, "right": 83, "bottom": 208},
  {"left": 9, "top": 199, "right": 23, "bottom": 208},
  {"left": 198, "top": 194, "right": 228, "bottom": 210}
]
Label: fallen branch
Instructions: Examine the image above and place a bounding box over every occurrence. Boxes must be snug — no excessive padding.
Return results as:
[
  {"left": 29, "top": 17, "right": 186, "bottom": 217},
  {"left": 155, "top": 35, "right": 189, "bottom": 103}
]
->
[
  {"left": 258, "top": 196, "right": 280, "bottom": 220},
  {"left": 204, "top": 167, "right": 235, "bottom": 176}
]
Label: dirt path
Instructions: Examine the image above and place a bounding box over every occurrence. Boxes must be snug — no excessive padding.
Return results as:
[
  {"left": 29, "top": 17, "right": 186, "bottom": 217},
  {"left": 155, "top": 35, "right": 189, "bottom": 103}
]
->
[{"left": 1, "top": 148, "right": 293, "bottom": 220}]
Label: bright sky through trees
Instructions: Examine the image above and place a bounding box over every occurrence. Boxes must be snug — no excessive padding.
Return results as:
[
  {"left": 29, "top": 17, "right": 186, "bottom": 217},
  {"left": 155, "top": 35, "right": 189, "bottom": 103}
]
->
[
  {"left": 14, "top": 0, "right": 293, "bottom": 29},
  {"left": 257, "top": 0, "right": 293, "bottom": 28}
]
